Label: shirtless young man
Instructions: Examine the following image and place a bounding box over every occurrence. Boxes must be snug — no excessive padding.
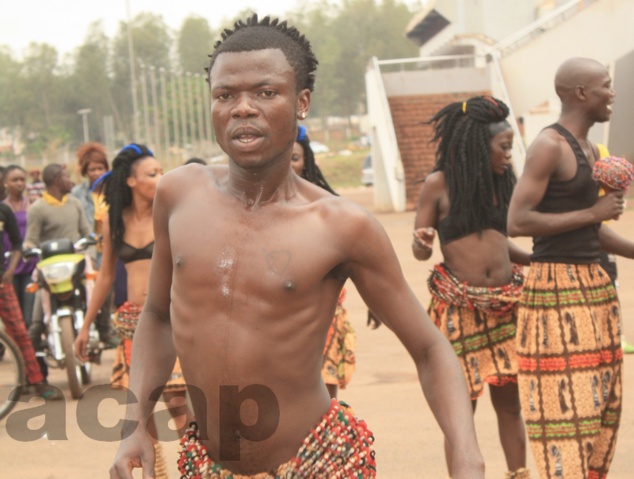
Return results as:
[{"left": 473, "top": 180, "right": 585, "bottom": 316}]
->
[
  {"left": 110, "top": 15, "right": 484, "bottom": 479},
  {"left": 507, "top": 57, "right": 634, "bottom": 479}
]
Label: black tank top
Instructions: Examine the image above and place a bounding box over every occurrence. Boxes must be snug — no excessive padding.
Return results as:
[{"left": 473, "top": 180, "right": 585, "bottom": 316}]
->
[{"left": 530, "top": 124, "right": 600, "bottom": 264}]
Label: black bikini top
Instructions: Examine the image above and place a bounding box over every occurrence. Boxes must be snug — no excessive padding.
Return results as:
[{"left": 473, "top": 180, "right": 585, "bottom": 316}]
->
[
  {"left": 118, "top": 241, "right": 154, "bottom": 264},
  {"left": 436, "top": 207, "right": 507, "bottom": 245}
]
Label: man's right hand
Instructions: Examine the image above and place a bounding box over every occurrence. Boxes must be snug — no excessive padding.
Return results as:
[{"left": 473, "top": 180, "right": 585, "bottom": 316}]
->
[
  {"left": 592, "top": 191, "right": 625, "bottom": 222},
  {"left": 109, "top": 428, "right": 156, "bottom": 479}
]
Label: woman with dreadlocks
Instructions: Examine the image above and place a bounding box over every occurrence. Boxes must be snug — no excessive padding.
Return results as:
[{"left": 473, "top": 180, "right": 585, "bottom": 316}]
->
[
  {"left": 75, "top": 144, "right": 191, "bottom": 479},
  {"left": 292, "top": 126, "right": 355, "bottom": 399},
  {"left": 412, "top": 96, "right": 531, "bottom": 479}
]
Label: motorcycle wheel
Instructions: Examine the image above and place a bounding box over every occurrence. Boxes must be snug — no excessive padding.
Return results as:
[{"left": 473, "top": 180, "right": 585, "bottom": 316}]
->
[
  {"left": 60, "top": 315, "right": 83, "bottom": 399},
  {"left": 0, "top": 329, "right": 25, "bottom": 420},
  {"left": 73, "top": 309, "right": 92, "bottom": 385},
  {"left": 81, "top": 363, "right": 91, "bottom": 385}
]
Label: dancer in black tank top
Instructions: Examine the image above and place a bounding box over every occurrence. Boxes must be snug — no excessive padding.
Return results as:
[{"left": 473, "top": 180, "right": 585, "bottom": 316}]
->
[{"left": 508, "top": 57, "right": 633, "bottom": 479}]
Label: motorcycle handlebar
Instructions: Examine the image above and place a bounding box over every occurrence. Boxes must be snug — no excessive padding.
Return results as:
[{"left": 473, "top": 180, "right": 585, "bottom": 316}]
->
[
  {"left": 73, "top": 235, "right": 97, "bottom": 251},
  {"left": 22, "top": 235, "right": 97, "bottom": 259}
]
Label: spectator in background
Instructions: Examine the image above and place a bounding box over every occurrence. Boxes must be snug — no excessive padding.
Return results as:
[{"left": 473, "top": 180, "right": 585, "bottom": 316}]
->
[
  {"left": 3, "top": 165, "right": 37, "bottom": 328},
  {"left": 71, "top": 143, "right": 116, "bottom": 346},
  {"left": 26, "top": 168, "right": 45, "bottom": 203},
  {"left": 25, "top": 163, "right": 91, "bottom": 380},
  {"left": 0, "top": 196, "right": 61, "bottom": 399},
  {"left": 0, "top": 167, "right": 7, "bottom": 201}
]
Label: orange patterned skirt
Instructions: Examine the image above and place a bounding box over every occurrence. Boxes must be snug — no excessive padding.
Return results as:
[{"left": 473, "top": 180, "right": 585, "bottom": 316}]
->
[
  {"left": 321, "top": 289, "right": 356, "bottom": 389},
  {"left": 517, "top": 262, "right": 622, "bottom": 479},
  {"left": 427, "top": 263, "right": 523, "bottom": 399},
  {"left": 110, "top": 301, "right": 186, "bottom": 392}
]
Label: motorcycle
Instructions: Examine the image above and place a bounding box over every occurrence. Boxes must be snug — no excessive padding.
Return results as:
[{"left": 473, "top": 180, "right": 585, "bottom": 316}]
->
[{"left": 25, "top": 236, "right": 101, "bottom": 399}]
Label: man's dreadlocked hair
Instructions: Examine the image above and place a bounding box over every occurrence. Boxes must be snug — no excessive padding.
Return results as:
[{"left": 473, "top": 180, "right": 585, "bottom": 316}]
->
[
  {"left": 102, "top": 143, "right": 154, "bottom": 254},
  {"left": 206, "top": 14, "right": 318, "bottom": 93},
  {"left": 428, "top": 95, "right": 516, "bottom": 236},
  {"left": 296, "top": 131, "right": 337, "bottom": 195}
]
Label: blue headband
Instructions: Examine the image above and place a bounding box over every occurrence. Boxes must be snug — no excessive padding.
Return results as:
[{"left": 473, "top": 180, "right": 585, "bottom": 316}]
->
[
  {"left": 121, "top": 144, "right": 154, "bottom": 157},
  {"left": 91, "top": 170, "right": 111, "bottom": 192},
  {"left": 297, "top": 125, "right": 307, "bottom": 142}
]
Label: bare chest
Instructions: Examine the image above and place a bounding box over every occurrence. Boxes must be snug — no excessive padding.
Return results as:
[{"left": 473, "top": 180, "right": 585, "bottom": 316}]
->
[{"left": 168, "top": 204, "right": 343, "bottom": 299}]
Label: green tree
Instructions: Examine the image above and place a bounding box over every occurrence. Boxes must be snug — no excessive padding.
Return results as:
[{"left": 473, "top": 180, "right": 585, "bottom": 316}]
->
[
  {"left": 289, "top": 0, "right": 418, "bottom": 119},
  {"left": 288, "top": 2, "right": 341, "bottom": 119},
  {"left": 178, "top": 16, "right": 216, "bottom": 74},
  {"left": 111, "top": 12, "right": 173, "bottom": 139},
  {"left": 328, "top": 0, "right": 418, "bottom": 117},
  {"left": 70, "top": 21, "right": 120, "bottom": 143},
  {"left": 0, "top": 47, "right": 24, "bottom": 160},
  {"left": 0, "top": 48, "right": 23, "bottom": 128},
  {"left": 19, "top": 43, "right": 74, "bottom": 155}
]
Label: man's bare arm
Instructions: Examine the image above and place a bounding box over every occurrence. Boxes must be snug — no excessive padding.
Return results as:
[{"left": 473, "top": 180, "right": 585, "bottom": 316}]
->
[
  {"left": 507, "top": 134, "right": 622, "bottom": 238},
  {"left": 347, "top": 208, "right": 484, "bottom": 479}
]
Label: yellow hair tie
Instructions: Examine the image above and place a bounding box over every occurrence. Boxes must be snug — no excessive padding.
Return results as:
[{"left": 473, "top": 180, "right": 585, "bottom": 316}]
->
[{"left": 462, "top": 101, "right": 467, "bottom": 113}]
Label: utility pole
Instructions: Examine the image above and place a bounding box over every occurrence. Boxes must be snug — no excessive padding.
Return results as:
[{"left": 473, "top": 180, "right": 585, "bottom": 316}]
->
[
  {"left": 77, "top": 108, "right": 92, "bottom": 143},
  {"left": 126, "top": 0, "right": 140, "bottom": 140}
]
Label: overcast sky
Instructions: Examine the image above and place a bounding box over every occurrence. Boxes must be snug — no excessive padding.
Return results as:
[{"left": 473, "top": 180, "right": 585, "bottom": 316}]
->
[{"left": 0, "top": 0, "right": 313, "bottom": 58}]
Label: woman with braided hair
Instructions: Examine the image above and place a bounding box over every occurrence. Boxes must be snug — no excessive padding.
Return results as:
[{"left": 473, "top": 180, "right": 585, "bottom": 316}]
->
[
  {"left": 412, "top": 96, "right": 531, "bottom": 479},
  {"left": 74, "top": 144, "right": 191, "bottom": 479},
  {"left": 291, "top": 125, "right": 337, "bottom": 194}
]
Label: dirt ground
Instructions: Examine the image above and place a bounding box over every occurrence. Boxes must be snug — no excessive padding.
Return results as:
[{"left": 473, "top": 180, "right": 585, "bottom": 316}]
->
[{"left": 1, "top": 186, "right": 633, "bottom": 478}]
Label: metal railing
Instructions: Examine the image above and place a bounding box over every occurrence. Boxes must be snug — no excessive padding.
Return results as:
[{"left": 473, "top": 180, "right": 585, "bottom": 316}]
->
[{"left": 486, "top": 0, "right": 599, "bottom": 57}]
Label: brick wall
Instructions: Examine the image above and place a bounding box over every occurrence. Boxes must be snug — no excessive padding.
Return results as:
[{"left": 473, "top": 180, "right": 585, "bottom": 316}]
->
[{"left": 388, "top": 91, "right": 490, "bottom": 210}]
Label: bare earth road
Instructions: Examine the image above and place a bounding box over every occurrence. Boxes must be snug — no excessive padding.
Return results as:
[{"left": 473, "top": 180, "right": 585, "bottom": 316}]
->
[{"left": 1, "top": 186, "right": 633, "bottom": 478}]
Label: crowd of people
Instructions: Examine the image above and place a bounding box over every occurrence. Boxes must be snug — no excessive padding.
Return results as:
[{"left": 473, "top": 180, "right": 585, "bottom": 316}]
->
[{"left": 1, "top": 13, "right": 632, "bottom": 479}]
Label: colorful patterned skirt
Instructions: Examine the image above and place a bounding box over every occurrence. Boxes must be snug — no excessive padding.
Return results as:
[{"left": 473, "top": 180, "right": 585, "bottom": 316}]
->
[
  {"left": 427, "top": 263, "right": 524, "bottom": 400},
  {"left": 517, "top": 262, "right": 622, "bottom": 479},
  {"left": 321, "top": 289, "right": 356, "bottom": 389},
  {"left": 110, "top": 301, "right": 186, "bottom": 392},
  {"left": 177, "top": 399, "right": 376, "bottom": 478}
]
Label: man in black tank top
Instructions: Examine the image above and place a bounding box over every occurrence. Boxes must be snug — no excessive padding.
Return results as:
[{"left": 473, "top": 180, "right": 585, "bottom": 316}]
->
[{"left": 507, "top": 58, "right": 634, "bottom": 479}]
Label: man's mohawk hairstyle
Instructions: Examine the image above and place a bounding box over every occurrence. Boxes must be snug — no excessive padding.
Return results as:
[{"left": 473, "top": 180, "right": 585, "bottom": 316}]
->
[{"left": 205, "top": 14, "right": 318, "bottom": 92}]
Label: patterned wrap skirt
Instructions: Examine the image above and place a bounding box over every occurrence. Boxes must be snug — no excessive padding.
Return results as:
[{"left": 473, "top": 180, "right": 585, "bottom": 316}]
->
[
  {"left": 321, "top": 289, "right": 356, "bottom": 389},
  {"left": 427, "top": 263, "right": 524, "bottom": 399},
  {"left": 110, "top": 301, "right": 186, "bottom": 392},
  {"left": 177, "top": 399, "right": 376, "bottom": 478},
  {"left": 517, "top": 262, "right": 622, "bottom": 479}
]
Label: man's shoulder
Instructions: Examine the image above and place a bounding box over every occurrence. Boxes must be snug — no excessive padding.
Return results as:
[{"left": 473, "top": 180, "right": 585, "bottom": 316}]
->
[
  {"left": 65, "top": 195, "right": 84, "bottom": 208},
  {"left": 160, "top": 164, "right": 225, "bottom": 188},
  {"left": 156, "top": 164, "right": 226, "bottom": 207},
  {"left": 309, "top": 191, "right": 375, "bottom": 233},
  {"left": 526, "top": 128, "right": 564, "bottom": 163},
  {"left": 28, "top": 198, "right": 45, "bottom": 212}
]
